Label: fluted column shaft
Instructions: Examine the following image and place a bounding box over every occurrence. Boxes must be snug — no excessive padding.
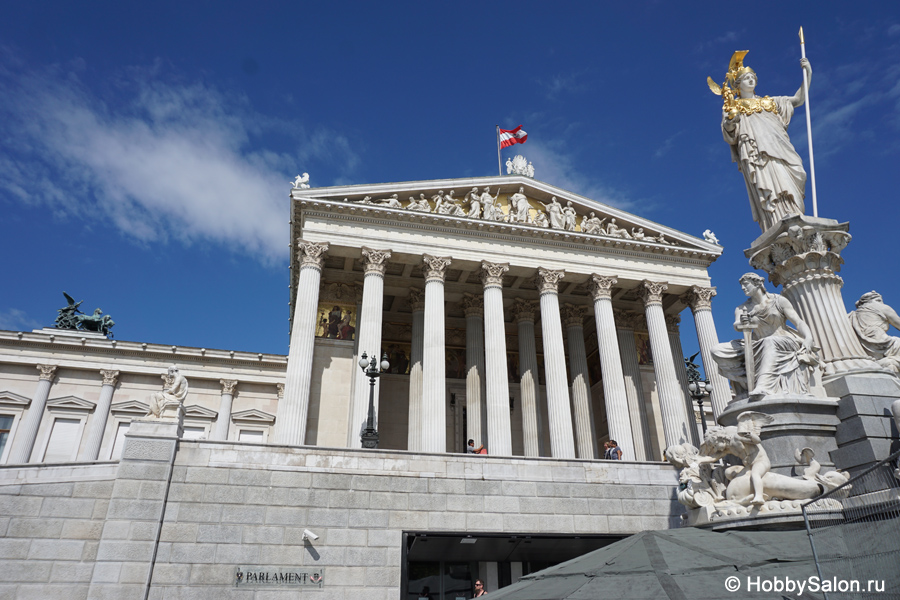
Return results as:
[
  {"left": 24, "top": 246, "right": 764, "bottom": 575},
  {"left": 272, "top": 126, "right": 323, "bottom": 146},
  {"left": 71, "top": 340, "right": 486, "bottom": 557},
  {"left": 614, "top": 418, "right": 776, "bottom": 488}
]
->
[
  {"left": 278, "top": 240, "right": 328, "bottom": 446},
  {"left": 9, "top": 365, "right": 57, "bottom": 464},
  {"left": 615, "top": 313, "right": 651, "bottom": 461},
  {"left": 422, "top": 255, "right": 451, "bottom": 453},
  {"left": 589, "top": 276, "right": 635, "bottom": 461},
  {"left": 463, "top": 294, "right": 486, "bottom": 449},
  {"left": 686, "top": 287, "right": 733, "bottom": 420},
  {"left": 82, "top": 370, "right": 119, "bottom": 460},
  {"left": 512, "top": 299, "right": 542, "bottom": 457},
  {"left": 667, "top": 316, "right": 700, "bottom": 447},
  {"left": 213, "top": 380, "right": 238, "bottom": 441},
  {"left": 563, "top": 304, "right": 597, "bottom": 459},
  {"left": 348, "top": 247, "right": 391, "bottom": 448},
  {"left": 482, "top": 262, "right": 512, "bottom": 456},
  {"left": 536, "top": 268, "right": 576, "bottom": 459},
  {"left": 407, "top": 288, "right": 425, "bottom": 452},
  {"left": 640, "top": 281, "right": 691, "bottom": 448}
]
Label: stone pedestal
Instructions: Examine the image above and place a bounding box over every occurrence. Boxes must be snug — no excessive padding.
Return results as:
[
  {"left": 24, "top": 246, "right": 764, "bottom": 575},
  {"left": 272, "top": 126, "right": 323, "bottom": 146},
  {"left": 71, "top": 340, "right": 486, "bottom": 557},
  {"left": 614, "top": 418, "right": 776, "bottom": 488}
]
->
[{"left": 718, "top": 395, "right": 839, "bottom": 476}]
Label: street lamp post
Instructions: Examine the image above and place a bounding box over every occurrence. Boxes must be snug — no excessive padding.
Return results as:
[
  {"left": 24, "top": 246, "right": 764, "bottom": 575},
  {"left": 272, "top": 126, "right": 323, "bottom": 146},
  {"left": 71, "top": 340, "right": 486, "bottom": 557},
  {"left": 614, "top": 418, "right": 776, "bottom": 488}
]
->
[
  {"left": 685, "top": 353, "right": 712, "bottom": 436},
  {"left": 359, "top": 351, "right": 390, "bottom": 449}
]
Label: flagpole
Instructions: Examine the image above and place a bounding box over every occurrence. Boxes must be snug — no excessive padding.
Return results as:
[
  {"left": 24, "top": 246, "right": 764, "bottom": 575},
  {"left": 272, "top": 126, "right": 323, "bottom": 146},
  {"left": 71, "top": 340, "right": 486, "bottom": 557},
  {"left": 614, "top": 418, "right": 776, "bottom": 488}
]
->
[
  {"left": 799, "top": 26, "right": 818, "bottom": 217},
  {"left": 496, "top": 126, "right": 502, "bottom": 176}
]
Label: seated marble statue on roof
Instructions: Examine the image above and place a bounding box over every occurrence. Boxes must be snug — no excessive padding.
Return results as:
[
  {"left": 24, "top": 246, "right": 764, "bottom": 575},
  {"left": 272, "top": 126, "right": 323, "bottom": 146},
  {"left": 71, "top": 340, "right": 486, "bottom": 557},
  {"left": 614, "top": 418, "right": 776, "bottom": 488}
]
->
[
  {"left": 581, "top": 212, "right": 606, "bottom": 235},
  {"left": 148, "top": 365, "right": 189, "bottom": 420},
  {"left": 849, "top": 291, "right": 900, "bottom": 374},
  {"left": 407, "top": 193, "right": 431, "bottom": 212}
]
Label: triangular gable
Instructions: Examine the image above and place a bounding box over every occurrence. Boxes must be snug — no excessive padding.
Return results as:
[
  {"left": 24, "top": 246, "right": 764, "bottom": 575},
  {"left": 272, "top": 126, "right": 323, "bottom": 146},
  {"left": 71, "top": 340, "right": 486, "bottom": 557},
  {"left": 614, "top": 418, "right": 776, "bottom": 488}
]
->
[
  {"left": 291, "top": 174, "right": 722, "bottom": 254},
  {"left": 183, "top": 404, "right": 218, "bottom": 420},
  {"left": 46, "top": 396, "right": 96, "bottom": 412},
  {"left": 231, "top": 408, "right": 276, "bottom": 424},
  {"left": 110, "top": 400, "right": 150, "bottom": 416},
  {"left": 0, "top": 390, "right": 31, "bottom": 408}
]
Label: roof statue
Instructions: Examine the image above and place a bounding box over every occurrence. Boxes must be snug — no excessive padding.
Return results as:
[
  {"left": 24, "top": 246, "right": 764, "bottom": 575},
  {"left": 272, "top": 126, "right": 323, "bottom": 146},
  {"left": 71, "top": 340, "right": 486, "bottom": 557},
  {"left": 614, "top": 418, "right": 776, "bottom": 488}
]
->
[
  {"left": 709, "top": 50, "right": 812, "bottom": 233},
  {"left": 291, "top": 173, "right": 310, "bottom": 189},
  {"left": 703, "top": 229, "right": 720, "bottom": 245},
  {"left": 54, "top": 292, "right": 116, "bottom": 338},
  {"left": 505, "top": 155, "right": 534, "bottom": 178},
  {"left": 147, "top": 365, "right": 189, "bottom": 421}
]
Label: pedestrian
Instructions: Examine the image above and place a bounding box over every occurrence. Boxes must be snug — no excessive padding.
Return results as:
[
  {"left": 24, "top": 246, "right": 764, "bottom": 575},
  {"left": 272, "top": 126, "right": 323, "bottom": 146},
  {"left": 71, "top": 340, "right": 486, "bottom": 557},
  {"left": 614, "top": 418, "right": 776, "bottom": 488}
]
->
[
  {"left": 473, "top": 579, "right": 487, "bottom": 597},
  {"left": 467, "top": 439, "right": 485, "bottom": 454},
  {"left": 604, "top": 439, "right": 622, "bottom": 460}
]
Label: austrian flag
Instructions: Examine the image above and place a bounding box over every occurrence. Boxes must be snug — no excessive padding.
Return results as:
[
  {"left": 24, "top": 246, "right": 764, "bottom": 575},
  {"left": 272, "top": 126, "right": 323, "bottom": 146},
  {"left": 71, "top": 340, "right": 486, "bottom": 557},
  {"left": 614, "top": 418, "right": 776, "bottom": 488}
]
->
[{"left": 499, "top": 126, "right": 528, "bottom": 148}]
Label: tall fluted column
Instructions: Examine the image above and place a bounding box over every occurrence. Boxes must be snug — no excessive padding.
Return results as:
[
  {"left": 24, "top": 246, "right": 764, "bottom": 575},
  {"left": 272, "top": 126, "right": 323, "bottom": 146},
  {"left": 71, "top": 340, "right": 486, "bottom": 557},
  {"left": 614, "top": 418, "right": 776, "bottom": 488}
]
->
[
  {"left": 407, "top": 288, "right": 426, "bottom": 452},
  {"left": 536, "top": 267, "right": 576, "bottom": 459},
  {"left": 348, "top": 247, "right": 391, "bottom": 448},
  {"left": 589, "top": 276, "right": 636, "bottom": 461},
  {"left": 213, "top": 380, "right": 238, "bottom": 441},
  {"left": 667, "top": 315, "right": 700, "bottom": 447},
  {"left": 511, "top": 298, "right": 542, "bottom": 457},
  {"left": 684, "top": 286, "right": 733, "bottom": 419},
  {"left": 422, "top": 255, "right": 451, "bottom": 453},
  {"left": 640, "top": 280, "right": 691, "bottom": 448},
  {"left": 614, "top": 310, "right": 652, "bottom": 460},
  {"left": 278, "top": 240, "right": 328, "bottom": 446},
  {"left": 82, "top": 370, "right": 119, "bottom": 461},
  {"left": 9, "top": 365, "right": 57, "bottom": 464},
  {"left": 481, "top": 262, "right": 512, "bottom": 456},
  {"left": 462, "top": 293, "right": 486, "bottom": 449},
  {"left": 562, "top": 303, "right": 597, "bottom": 459}
]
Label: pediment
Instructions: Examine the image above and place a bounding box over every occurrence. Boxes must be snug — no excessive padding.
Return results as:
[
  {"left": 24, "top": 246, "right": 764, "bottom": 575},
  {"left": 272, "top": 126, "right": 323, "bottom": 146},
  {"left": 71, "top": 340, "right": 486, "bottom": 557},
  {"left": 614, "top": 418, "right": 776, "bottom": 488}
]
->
[
  {"left": 184, "top": 404, "right": 218, "bottom": 420},
  {"left": 46, "top": 396, "right": 96, "bottom": 412},
  {"left": 230, "top": 408, "right": 276, "bottom": 424},
  {"left": 291, "top": 174, "right": 722, "bottom": 256},
  {"left": 110, "top": 400, "right": 150, "bottom": 416},
  {"left": 0, "top": 391, "right": 31, "bottom": 408}
]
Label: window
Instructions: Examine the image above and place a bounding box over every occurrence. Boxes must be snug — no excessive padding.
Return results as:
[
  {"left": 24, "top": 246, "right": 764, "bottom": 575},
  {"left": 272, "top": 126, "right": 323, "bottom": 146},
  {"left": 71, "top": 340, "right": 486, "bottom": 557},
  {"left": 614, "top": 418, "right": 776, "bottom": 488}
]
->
[
  {"left": 43, "top": 418, "right": 81, "bottom": 462},
  {"left": 238, "top": 429, "right": 264, "bottom": 443},
  {"left": 0, "top": 415, "right": 13, "bottom": 460},
  {"left": 182, "top": 426, "right": 206, "bottom": 440}
]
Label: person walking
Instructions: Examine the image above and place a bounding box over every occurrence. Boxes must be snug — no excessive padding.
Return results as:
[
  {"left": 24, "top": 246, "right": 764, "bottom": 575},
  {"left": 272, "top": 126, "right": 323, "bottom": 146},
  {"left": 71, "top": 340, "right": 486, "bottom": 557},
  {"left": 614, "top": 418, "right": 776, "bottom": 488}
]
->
[{"left": 604, "top": 440, "right": 622, "bottom": 460}]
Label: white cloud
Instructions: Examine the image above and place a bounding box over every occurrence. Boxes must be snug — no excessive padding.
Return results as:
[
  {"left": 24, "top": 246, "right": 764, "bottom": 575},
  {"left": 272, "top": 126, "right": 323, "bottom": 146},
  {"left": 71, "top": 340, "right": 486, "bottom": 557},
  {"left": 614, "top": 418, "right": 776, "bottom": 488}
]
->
[
  {"left": 0, "top": 308, "right": 41, "bottom": 332},
  {"left": 0, "top": 59, "right": 359, "bottom": 263}
]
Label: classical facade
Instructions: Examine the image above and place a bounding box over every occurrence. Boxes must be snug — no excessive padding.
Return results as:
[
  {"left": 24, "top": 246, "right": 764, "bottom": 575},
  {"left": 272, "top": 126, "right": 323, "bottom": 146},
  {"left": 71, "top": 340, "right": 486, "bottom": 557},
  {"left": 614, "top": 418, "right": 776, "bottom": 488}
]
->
[{"left": 0, "top": 174, "right": 731, "bottom": 598}]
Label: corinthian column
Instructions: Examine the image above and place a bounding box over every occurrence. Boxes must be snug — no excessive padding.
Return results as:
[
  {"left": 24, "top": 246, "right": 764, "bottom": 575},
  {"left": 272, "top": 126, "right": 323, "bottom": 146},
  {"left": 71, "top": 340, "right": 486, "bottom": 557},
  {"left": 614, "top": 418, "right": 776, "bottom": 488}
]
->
[
  {"left": 277, "top": 240, "right": 328, "bottom": 446},
  {"left": 511, "top": 298, "right": 542, "bottom": 457},
  {"left": 614, "top": 310, "right": 652, "bottom": 460},
  {"left": 407, "top": 287, "right": 425, "bottom": 452},
  {"left": 213, "top": 380, "right": 238, "bottom": 441},
  {"left": 422, "top": 255, "right": 451, "bottom": 453},
  {"left": 462, "top": 293, "right": 486, "bottom": 450},
  {"left": 348, "top": 247, "right": 391, "bottom": 448},
  {"left": 589, "top": 276, "right": 636, "bottom": 461},
  {"left": 562, "top": 303, "right": 597, "bottom": 459},
  {"left": 481, "top": 261, "right": 512, "bottom": 456},
  {"left": 536, "top": 267, "right": 576, "bottom": 459},
  {"left": 9, "top": 365, "right": 57, "bottom": 464},
  {"left": 82, "top": 370, "right": 119, "bottom": 461},
  {"left": 640, "top": 280, "right": 691, "bottom": 448},
  {"left": 684, "top": 286, "right": 733, "bottom": 420},
  {"left": 667, "top": 314, "right": 700, "bottom": 447}
]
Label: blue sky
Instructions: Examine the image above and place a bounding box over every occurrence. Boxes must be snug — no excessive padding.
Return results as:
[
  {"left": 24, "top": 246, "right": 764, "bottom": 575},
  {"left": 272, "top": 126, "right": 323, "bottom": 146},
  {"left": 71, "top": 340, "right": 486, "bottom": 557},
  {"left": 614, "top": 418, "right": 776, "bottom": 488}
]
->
[{"left": 1, "top": 3, "right": 899, "bottom": 373}]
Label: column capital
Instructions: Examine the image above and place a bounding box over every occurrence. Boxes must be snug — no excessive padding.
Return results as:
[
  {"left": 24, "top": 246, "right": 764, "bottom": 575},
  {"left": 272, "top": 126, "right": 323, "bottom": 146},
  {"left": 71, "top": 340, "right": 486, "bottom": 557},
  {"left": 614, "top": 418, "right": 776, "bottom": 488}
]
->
[
  {"left": 510, "top": 298, "right": 537, "bottom": 323},
  {"left": 220, "top": 379, "right": 239, "bottom": 395},
  {"left": 461, "top": 293, "right": 484, "bottom": 318},
  {"left": 37, "top": 364, "right": 58, "bottom": 381},
  {"left": 639, "top": 280, "right": 668, "bottom": 307},
  {"left": 561, "top": 303, "right": 587, "bottom": 329},
  {"left": 423, "top": 254, "right": 452, "bottom": 283},
  {"left": 589, "top": 274, "right": 618, "bottom": 301},
  {"left": 535, "top": 267, "right": 565, "bottom": 295},
  {"left": 480, "top": 261, "right": 509, "bottom": 288},
  {"left": 100, "top": 369, "right": 120, "bottom": 386},
  {"left": 408, "top": 287, "right": 426, "bottom": 312},
  {"left": 297, "top": 240, "right": 329, "bottom": 270},
  {"left": 665, "top": 313, "right": 681, "bottom": 333},
  {"left": 276, "top": 382, "right": 285, "bottom": 399},
  {"left": 684, "top": 285, "right": 717, "bottom": 312},
  {"left": 361, "top": 247, "right": 392, "bottom": 276}
]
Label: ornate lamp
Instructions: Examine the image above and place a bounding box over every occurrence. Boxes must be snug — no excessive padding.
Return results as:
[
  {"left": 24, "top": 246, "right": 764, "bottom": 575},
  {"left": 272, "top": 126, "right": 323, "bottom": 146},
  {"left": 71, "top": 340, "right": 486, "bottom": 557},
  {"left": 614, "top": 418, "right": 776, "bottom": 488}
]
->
[
  {"left": 685, "top": 353, "right": 712, "bottom": 436},
  {"left": 359, "top": 351, "right": 389, "bottom": 448}
]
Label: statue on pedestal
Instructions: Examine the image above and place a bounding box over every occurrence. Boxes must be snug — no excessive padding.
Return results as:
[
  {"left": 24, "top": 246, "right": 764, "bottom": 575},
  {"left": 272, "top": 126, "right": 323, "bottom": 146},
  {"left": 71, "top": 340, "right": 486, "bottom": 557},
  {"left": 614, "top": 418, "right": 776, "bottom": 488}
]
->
[
  {"left": 148, "top": 365, "right": 189, "bottom": 420},
  {"left": 709, "top": 51, "right": 812, "bottom": 233},
  {"left": 712, "top": 273, "right": 818, "bottom": 398},
  {"left": 849, "top": 292, "right": 900, "bottom": 374}
]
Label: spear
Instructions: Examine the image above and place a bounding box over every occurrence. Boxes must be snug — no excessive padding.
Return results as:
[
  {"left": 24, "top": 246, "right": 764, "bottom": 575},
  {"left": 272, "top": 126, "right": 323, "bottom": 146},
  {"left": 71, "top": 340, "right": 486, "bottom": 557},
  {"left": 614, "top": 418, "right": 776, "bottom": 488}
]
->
[{"left": 800, "top": 26, "right": 818, "bottom": 217}]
